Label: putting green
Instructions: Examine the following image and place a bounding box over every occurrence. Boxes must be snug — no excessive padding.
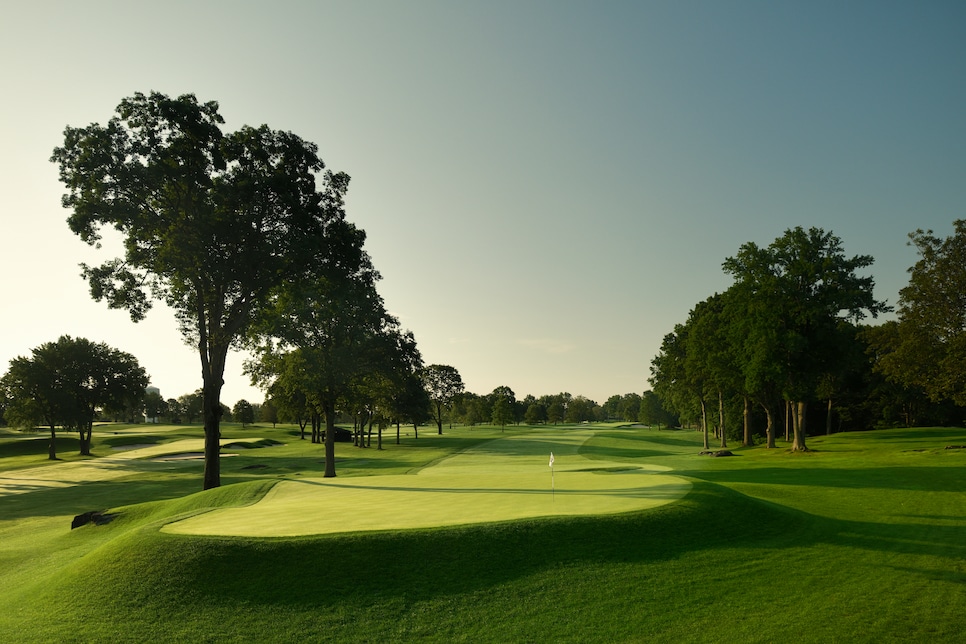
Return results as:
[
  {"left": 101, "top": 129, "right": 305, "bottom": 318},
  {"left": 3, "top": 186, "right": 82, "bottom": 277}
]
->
[{"left": 163, "top": 430, "right": 692, "bottom": 537}]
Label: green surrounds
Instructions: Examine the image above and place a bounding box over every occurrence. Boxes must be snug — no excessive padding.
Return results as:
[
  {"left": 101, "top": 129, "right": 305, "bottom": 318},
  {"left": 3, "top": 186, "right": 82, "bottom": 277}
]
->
[
  {"left": 1, "top": 423, "right": 965, "bottom": 642},
  {"left": 163, "top": 429, "right": 690, "bottom": 537}
]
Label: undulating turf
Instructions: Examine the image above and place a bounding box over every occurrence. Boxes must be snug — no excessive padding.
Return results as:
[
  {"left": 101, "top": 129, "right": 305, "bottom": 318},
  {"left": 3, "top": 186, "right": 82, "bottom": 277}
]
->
[
  {"left": 164, "top": 429, "right": 689, "bottom": 536},
  {"left": 1, "top": 422, "right": 964, "bottom": 642}
]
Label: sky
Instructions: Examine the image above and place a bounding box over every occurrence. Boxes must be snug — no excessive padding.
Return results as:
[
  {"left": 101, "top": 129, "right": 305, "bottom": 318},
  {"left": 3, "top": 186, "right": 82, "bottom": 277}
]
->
[{"left": 2, "top": 1, "right": 964, "bottom": 406}]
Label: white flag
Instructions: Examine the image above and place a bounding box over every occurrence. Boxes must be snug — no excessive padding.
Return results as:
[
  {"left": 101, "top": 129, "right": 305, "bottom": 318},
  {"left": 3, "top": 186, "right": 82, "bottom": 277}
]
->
[{"left": 549, "top": 452, "right": 554, "bottom": 468}]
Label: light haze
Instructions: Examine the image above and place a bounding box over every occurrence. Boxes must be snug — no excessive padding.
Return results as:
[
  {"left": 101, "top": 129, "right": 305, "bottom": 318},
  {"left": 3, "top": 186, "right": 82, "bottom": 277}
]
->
[{"left": 2, "top": 1, "right": 964, "bottom": 406}]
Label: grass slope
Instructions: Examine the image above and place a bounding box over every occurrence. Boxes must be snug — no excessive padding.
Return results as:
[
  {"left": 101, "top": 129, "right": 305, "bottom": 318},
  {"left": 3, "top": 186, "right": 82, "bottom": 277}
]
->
[
  {"left": 1, "top": 423, "right": 964, "bottom": 642},
  {"left": 164, "top": 429, "right": 690, "bottom": 536}
]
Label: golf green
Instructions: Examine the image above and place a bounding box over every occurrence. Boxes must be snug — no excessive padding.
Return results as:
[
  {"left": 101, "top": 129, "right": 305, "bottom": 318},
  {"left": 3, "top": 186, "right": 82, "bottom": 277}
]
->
[{"left": 163, "top": 430, "right": 692, "bottom": 537}]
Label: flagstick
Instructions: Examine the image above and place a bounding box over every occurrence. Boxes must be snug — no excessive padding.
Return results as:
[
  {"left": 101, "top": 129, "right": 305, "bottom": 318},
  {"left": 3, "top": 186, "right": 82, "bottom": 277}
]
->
[{"left": 549, "top": 451, "right": 555, "bottom": 502}]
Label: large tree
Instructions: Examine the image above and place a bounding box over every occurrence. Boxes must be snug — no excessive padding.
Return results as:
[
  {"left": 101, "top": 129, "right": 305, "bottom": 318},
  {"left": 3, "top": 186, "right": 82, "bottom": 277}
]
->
[
  {"left": 1, "top": 336, "right": 147, "bottom": 458},
  {"left": 52, "top": 92, "right": 356, "bottom": 488},
  {"left": 421, "top": 364, "right": 464, "bottom": 434},
  {"left": 247, "top": 241, "right": 412, "bottom": 476},
  {"left": 722, "top": 227, "right": 889, "bottom": 450},
  {"left": 879, "top": 221, "right": 966, "bottom": 406},
  {"left": 232, "top": 399, "right": 255, "bottom": 427},
  {"left": 490, "top": 386, "right": 516, "bottom": 430}
]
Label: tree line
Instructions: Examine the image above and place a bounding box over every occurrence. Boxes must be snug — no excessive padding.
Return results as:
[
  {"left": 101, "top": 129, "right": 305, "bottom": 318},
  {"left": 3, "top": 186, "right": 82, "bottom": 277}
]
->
[
  {"left": 9, "top": 90, "right": 964, "bottom": 487},
  {"left": 37, "top": 91, "right": 678, "bottom": 487},
  {"left": 648, "top": 224, "right": 966, "bottom": 451}
]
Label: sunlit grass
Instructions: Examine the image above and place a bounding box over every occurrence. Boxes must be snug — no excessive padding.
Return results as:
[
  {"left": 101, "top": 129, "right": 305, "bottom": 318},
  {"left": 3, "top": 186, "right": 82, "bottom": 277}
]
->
[
  {"left": 1, "top": 422, "right": 964, "bottom": 641},
  {"left": 164, "top": 430, "right": 689, "bottom": 536}
]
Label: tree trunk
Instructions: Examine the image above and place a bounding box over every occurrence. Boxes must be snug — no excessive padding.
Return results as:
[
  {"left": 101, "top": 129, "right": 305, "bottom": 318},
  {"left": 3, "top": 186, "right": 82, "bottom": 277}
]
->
[
  {"left": 791, "top": 401, "right": 808, "bottom": 451},
  {"left": 742, "top": 395, "right": 752, "bottom": 447},
  {"left": 201, "top": 349, "right": 227, "bottom": 491},
  {"left": 825, "top": 398, "right": 833, "bottom": 435},
  {"left": 784, "top": 399, "right": 791, "bottom": 442},
  {"left": 761, "top": 402, "right": 776, "bottom": 449},
  {"left": 718, "top": 389, "right": 727, "bottom": 449},
  {"left": 323, "top": 398, "right": 337, "bottom": 478},
  {"left": 700, "top": 398, "right": 709, "bottom": 450},
  {"left": 48, "top": 425, "right": 57, "bottom": 460},
  {"left": 79, "top": 421, "right": 93, "bottom": 456}
]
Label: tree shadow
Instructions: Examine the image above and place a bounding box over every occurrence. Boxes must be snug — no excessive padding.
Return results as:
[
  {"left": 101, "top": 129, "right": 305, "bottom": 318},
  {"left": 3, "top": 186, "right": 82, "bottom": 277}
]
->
[{"left": 675, "top": 465, "right": 966, "bottom": 493}]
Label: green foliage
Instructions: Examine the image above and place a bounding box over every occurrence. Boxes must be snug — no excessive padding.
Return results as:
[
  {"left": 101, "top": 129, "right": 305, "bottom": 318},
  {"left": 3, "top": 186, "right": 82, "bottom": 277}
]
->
[
  {"left": 232, "top": 399, "right": 255, "bottom": 427},
  {"left": 51, "top": 91, "right": 365, "bottom": 488},
  {"left": 421, "top": 364, "right": 465, "bottom": 434},
  {"left": 653, "top": 227, "right": 890, "bottom": 451},
  {"left": 879, "top": 220, "right": 966, "bottom": 406},
  {"left": 0, "top": 336, "right": 148, "bottom": 456},
  {"left": 490, "top": 385, "right": 516, "bottom": 429}
]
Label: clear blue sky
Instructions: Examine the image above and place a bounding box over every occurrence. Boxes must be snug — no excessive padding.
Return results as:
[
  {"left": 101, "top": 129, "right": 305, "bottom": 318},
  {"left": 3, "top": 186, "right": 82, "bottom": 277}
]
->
[{"left": 2, "top": 1, "right": 964, "bottom": 406}]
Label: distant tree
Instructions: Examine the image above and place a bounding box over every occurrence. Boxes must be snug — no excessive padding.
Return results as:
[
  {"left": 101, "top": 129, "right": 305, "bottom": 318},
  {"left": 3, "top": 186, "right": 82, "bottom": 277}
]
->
[
  {"left": 260, "top": 399, "right": 279, "bottom": 427},
  {"left": 619, "top": 393, "right": 642, "bottom": 423},
  {"left": 178, "top": 390, "right": 204, "bottom": 424},
  {"left": 388, "top": 372, "right": 432, "bottom": 443},
  {"left": 547, "top": 401, "right": 565, "bottom": 425},
  {"left": 565, "top": 396, "right": 595, "bottom": 423},
  {"left": 524, "top": 402, "right": 547, "bottom": 425},
  {"left": 233, "top": 399, "right": 255, "bottom": 427},
  {"left": 638, "top": 390, "right": 672, "bottom": 428},
  {"left": 144, "top": 389, "right": 166, "bottom": 423},
  {"left": 602, "top": 395, "right": 620, "bottom": 420},
  {"left": 0, "top": 336, "right": 147, "bottom": 457},
  {"left": 53, "top": 91, "right": 359, "bottom": 489},
  {"left": 162, "top": 398, "right": 179, "bottom": 423},
  {"left": 421, "top": 364, "right": 464, "bottom": 435},
  {"left": 457, "top": 392, "right": 485, "bottom": 426},
  {"left": 490, "top": 386, "right": 516, "bottom": 430}
]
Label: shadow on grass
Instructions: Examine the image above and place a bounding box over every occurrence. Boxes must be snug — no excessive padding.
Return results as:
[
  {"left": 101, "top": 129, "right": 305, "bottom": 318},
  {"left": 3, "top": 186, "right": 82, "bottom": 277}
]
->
[
  {"left": 580, "top": 446, "right": 678, "bottom": 459},
  {"left": 677, "top": 465, "right": 966, "bottom": 493},
  {"left": 597, "top": 432, "right": 704, "bottom": 449},
  {"left": 25, "top": 477, "right": 966, "bottom": 640},
  {"left": 54, "top": 483, "right": 802, "bottom": 606},
  {"left": 0, "top": 473, "right": 204, "bottom": 521},
  {"left": 866, "top": 428, "right": 966, "bottom": 441}
]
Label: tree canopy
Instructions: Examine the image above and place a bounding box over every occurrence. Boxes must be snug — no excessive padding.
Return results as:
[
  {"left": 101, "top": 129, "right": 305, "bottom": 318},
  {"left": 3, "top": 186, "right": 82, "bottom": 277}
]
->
[
  {"left": 421, "top": 364, "right": 465, "bottom": 434},
  {"left": 653, "top": 227, "right": 889, "bottom": 450},
  {"left": 874, "top": 221, "right": 966, "bottom": 406},
  {"left": 1, "top": 336, "right": 147, "bottom": 458},
  {"left": 51, "top": 92, "right": 360, "bottom": 488}
]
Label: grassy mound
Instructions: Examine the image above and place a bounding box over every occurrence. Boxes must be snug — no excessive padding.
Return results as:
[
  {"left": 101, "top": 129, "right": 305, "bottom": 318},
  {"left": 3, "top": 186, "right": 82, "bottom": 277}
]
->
[
  {"left": 164, "top": 430, "right": 690, "bottom": 537},
  {"left": 2, "top": 424, "right": 965, "bottom": 641},
  {"left": 3, "top": 481, "right": 801, "bottom": 642}
]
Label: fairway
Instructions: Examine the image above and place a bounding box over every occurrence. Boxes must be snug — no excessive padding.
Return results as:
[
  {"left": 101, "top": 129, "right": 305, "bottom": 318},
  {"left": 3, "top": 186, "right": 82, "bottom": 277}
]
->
[
  {"left": 163, "top": 429, "right": 692, "bottom": 536},
  {"left": 0, "top": 436, "right": 258, "bottom": 497}
]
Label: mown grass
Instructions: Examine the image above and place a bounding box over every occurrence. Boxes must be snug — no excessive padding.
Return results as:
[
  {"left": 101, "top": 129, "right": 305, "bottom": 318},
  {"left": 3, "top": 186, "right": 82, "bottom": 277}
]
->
[{"left": 1, "top": 422, "right": 965, "bottom": 642}]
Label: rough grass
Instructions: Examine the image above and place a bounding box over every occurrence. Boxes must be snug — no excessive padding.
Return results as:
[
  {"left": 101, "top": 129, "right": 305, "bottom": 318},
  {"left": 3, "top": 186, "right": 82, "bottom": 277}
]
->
[{"left": 1, "top": 422, "right": 964, "bottom": 642}]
